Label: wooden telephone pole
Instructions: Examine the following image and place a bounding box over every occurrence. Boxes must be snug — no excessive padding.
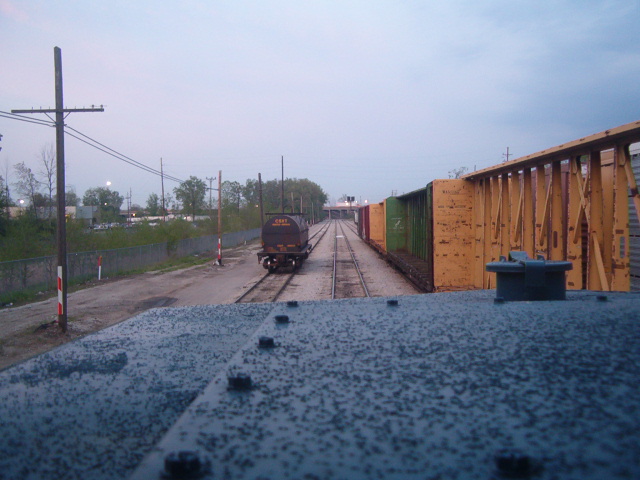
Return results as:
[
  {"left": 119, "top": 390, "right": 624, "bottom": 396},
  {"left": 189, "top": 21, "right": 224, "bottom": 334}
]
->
[{"left": 12, "top": 47, "right": 103, "bottom": 332}]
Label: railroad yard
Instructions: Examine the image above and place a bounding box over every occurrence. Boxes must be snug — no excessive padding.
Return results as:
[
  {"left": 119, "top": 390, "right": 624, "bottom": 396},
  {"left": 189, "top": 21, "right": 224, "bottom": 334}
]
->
[
  {"left": 237, "top": 220, "right": 417, "bottom": 303},
  {"left": 0, "top": 219, "right": 416, "bottom": 370}
]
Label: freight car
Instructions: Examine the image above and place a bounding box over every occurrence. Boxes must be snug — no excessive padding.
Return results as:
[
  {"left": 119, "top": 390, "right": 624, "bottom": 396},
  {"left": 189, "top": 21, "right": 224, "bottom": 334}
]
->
[
  {"left": 356, "top": 180, "right": 474, "bottom": 293},
  {"left": 257, "top": 214, "right": 312, "bottom": 272}
]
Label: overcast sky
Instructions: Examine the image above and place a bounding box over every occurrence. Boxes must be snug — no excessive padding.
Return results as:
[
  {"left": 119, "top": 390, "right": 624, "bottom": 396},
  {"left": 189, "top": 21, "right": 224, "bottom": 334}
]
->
[{"left": 1, "top": 1, "right": 639, "bottom": 206}]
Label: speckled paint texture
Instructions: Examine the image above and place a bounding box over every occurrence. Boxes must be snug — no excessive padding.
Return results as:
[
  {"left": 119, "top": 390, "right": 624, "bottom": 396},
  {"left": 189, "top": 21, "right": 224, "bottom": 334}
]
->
[
  {"left": 0, "top": 303, "right": 271, "bottom": 480},
  {"left": 130, "top": 291, "right": 640, "bottom": 480}
]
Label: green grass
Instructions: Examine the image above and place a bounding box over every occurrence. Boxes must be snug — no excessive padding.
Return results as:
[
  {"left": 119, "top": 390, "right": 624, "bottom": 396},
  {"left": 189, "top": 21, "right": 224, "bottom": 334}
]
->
[{"left": 0, "top": 250, "right": 217, "bottom": 308}]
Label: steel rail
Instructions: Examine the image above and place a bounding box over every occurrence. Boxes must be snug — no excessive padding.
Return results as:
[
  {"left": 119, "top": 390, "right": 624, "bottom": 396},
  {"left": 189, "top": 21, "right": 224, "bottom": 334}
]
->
[
  {"left": 271, "top": 272, "right": 296, "bottom": 302},
  {"left": 331, "top": 220, "right": 338, "bottom": 300},
  {"left": 234, "top": 272, "right": 271, "bottom": 303},
  {"left": 338, "top": 220, "right": 370, "bottom": 298},
  {"left": 309, "top": 220, "right": 332, "bottom": 253},
  {"left": 237, "top": 220, "right": 332, "bottom": 304}
]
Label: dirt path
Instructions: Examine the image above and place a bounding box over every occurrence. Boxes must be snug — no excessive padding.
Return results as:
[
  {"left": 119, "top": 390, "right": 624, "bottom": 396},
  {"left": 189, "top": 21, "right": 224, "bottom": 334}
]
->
[{"left": 0, "top": 242, "right": 265, "bottom": 370}]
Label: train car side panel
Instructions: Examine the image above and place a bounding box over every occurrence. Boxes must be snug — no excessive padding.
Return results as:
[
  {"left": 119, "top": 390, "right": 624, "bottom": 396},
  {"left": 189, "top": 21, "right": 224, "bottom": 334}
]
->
[
  {"left": 431, "top": 179, "right": 475, "bottom": 291},
  {"left": 369, "top": 203, "right": 385, "bottom": 252},
  {"left": 384, "top": 197, "right": 407, "bottom": 252},
  {"left": 363, "top": 205, "right": 370, "bottom": 241}
]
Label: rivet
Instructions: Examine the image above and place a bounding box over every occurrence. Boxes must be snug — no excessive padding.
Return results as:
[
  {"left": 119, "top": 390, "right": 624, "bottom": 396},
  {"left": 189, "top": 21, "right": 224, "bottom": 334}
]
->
[
  {"left": 494, "top": 297, "right": 505, "bottom": 304},
  {"left": 286, "top": 300, "right": 299, "bottom": 307},
  {"left": 164, "top": 450, "right": 202, "bottom": 478},
  {"left": 275, "top": 314, "right": 289, "bottom": 323},
  {"left": 228, "top": 373, "right": 252, "bottom": 390},
  {"left": 258, "top": 336, "right": 275, "bottom": 348},
  {"left": 494, "top": 449, "right": 532, "bottom": 477},
  {"left": 387, "top": 299, "right": 399, "bottom": 306},
  {"left": 597, "top": 295, "right": 608, "bottom": 302}
]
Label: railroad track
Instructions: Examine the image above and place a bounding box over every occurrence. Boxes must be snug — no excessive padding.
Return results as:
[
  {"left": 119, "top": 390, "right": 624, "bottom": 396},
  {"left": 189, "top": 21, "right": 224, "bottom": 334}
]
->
[
  {"left": 332, "top": 220, "right": 370, "bottom": 299},
  {"left": 236, "top": 221, "right": 333, "bottom": 303}
]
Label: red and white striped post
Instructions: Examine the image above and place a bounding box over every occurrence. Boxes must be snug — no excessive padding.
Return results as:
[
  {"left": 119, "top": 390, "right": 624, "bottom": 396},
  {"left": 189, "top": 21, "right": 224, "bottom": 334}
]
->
[
  {"left": 216, "top": 237, "right": 222, "bottom": 265},
  {"left": 57, "top": 266, "right": 63, "bottom": 319},
  {"left": 98, "top": 255, "right": 103, "bottom": 280}
]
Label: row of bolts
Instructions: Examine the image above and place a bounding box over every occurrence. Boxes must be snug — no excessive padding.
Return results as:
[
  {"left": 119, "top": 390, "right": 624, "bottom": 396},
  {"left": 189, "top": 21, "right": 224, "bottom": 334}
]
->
[{"left": 163, "top": 296, "right": 541, "bottom": 478}]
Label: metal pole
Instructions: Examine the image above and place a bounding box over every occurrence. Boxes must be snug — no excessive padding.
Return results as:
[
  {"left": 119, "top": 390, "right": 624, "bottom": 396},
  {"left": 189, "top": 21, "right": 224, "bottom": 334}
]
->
[
  {"left": 281, "top": 156, "right": 284, "bottom": 214},
  {"left": 217, "top": 170, "right": 222, "bottom": 265},
  {"left": 206, "top": 176, "right": 214, "bottom": 223},
  {"left": 160, "top": 158, "right": 166, "bottom": 221},
  {"left": 54, "top": 47, "right": 68, "bottom": 332},
  {"left": 258, "top": 172, "right": 264, "bottom": 227}
]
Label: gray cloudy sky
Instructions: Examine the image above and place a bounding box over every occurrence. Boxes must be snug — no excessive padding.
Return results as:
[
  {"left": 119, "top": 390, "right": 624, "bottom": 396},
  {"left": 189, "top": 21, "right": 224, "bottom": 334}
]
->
[{"left": 1, "top": 1, "right": 639, "bottom": 206}]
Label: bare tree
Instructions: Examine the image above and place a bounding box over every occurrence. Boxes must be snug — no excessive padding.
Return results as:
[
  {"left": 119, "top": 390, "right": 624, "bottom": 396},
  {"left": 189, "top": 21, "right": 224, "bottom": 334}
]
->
[
  {"left": 448, "top": 166, "right": 468, "bottom": 179},
  {"left": 13, "top": 162, "right": 42, "bottom": 218},
  {"left": 38, "top": 143, "right": 56, "bottom": 218},
  {"left": 2, "top": 159, "right": 11, "bottom": 213}
]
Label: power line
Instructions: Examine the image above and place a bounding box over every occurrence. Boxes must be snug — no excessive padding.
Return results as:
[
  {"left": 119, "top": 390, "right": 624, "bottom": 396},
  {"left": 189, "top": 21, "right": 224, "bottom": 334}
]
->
[
  {"left": 1, "top": 109, "right": 185, "bottom": 184},
  {"left": 0, "top": 110, "right": 56, "bottom": 127},
  {"left": 64, "top": 126, "right": 185, "bottom": 183}
]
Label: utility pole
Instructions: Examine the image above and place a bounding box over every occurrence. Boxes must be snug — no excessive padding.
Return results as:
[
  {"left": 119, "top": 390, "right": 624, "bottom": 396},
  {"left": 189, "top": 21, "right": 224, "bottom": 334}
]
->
[
  {"left": 206, "top": 176, "right": 215, "bottom": 222},
  {"left": 160, "top": 158, "right": 166, "bottom": 221},
  {"left": 258, "top": 173, "right": 264, "bottom": 227},
  {"left": 126, "top": 188, "right": 132, "bottom": 225},
  {"left": 216, "top": 171, "right": 222, "bottom": 265},
  {"left": 281, "top": 155, "right": 284, "bottom": 214},
  {"left": 12, "top": 47, "right": 103, "bottom": 333},
  {"left": 503, "top": 147, "right": 512, "bottom": 163}
]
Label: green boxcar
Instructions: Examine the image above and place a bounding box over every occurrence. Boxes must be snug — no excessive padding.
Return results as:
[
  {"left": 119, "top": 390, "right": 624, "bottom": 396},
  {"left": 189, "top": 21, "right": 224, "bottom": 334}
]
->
[
  {"left": 384, "top": 184, "right": 434, "bottom": 292},
  {"left": 384, "top": 197, "right": 406, "bottom": 252}
]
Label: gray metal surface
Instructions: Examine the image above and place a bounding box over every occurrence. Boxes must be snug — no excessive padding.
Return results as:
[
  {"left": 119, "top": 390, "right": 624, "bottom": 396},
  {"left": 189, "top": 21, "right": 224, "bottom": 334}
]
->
[
  {"left": 630, "top": 153, "right": 640, "bottom": 291},
  {"left": 131, "top": 291, "right": 640, "bottom": 480},
  {"left": 0, "top": 303, "right": 271, "bottom": 480}
]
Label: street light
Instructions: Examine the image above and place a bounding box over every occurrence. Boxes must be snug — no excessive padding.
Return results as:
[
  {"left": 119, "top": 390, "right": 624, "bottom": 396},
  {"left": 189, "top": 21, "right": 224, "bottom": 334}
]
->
[{"left": 106, "top": 181, "right": 111, "bottom": 187}]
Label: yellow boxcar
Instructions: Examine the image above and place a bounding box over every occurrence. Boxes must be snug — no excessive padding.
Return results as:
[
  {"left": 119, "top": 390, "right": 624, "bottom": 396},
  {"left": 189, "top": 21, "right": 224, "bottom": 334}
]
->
[
  {"left": 431, "top": 179, "right": 475, "bottom": 291},
  {"left": 369, "top": 202, "right": 385, "bottom": 253}
]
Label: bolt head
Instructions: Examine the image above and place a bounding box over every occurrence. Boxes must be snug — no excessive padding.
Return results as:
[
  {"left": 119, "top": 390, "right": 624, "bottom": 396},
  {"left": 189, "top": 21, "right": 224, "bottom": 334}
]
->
[
  {"left": 164, "top": 450, "right": 202, "bottom": 478},
  {"left": 258, "top": 336, "right": 275, "bottom": 348},
  {"left": 286, "top": 300, "right": 299, "bottom": 307},
  {"left": 228, "top": 373, "right": 252, "bottom": 390},
  {"left": 387, "top": 299, "right": 399, "bottom": 306},
  {"left": 275, "top": 314, "right": 289, "bottom": 323},
  {"left": 597, "top": 295, "right": 608, "bottom": 302},
  {"left": 494, "top": 449, "right": 532, "bottom": 477}
]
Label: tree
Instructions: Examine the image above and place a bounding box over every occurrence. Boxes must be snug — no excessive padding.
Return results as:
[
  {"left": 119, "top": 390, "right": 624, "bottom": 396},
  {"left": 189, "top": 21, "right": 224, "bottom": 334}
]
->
[
  {"left": 448, "top": 166, "right": 468, "bottom": 179},
  {"left": 163, "top": 193, "right": 175, "bottom": 214},
  {"left": 65, "top": 189, "right": 79, "bottom": 207},
  {"left": 173, "top": 176, "right": 207, "bottom": 220},
  {"left": 243, "top": 177, "right": 328, "bottom": 218},
  {"left": 38, "top": 143, "right": 56, "bottom": 218},
  {"left": 222, "top": 180, "right": 243, "bottom": 211},
  {"left": 146, "top": 192, "right": 160, "bottom": 216},
  {"left": 0, "top": 175, "right": 8, "bottom": 231},
  {"left": 13, "top": 162, "right": 42, "bottom": 217},
  {"left": 82, "top": 186, "right": 124, "bottom": 222}
]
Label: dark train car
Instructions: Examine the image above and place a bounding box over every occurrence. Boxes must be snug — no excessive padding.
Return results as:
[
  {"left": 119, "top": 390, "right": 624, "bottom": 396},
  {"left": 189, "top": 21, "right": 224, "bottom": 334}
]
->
[
  {"left": 257, "top": 214, "right": 311, "bottom": 272},
  {"left": 356, "top": 204, "right": 370, "bottom": 241}
]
